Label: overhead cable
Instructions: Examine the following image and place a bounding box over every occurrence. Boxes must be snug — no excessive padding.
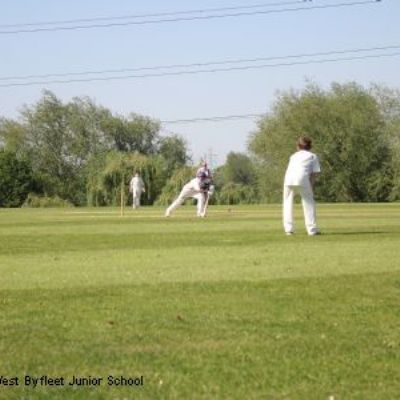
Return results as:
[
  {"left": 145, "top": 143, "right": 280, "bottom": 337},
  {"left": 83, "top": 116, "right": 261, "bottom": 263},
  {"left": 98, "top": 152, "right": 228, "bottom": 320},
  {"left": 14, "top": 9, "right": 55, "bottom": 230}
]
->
[
  {"left": 0, "top": 1, "right": 381, "bottom": 35},
  {"left": 1, "top": 44, "right": 397, "bottom": 82},
  {"left": 0, "top": 48, "right": 397, "bottom": 88},
  {"left": 161, "top": 113, "right": 265, "bottom": 124},
  {"left": 0, "top": 1, "right": 302, "bottom": 29}
]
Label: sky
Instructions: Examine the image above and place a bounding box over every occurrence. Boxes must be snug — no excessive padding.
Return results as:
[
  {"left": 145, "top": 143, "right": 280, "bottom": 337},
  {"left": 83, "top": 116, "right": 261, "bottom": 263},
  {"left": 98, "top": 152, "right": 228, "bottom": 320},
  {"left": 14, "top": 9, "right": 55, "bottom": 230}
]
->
[{"left": 0, "top": 0, "right": 399, "bottom": 166}]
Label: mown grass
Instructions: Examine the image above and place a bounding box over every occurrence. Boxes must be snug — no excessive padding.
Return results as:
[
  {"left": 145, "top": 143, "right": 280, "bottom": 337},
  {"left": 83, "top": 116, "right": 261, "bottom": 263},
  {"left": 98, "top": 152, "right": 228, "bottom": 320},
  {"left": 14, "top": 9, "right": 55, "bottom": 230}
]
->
[{"left": 0, "top": 204, "right": 399, "bottom": 399}]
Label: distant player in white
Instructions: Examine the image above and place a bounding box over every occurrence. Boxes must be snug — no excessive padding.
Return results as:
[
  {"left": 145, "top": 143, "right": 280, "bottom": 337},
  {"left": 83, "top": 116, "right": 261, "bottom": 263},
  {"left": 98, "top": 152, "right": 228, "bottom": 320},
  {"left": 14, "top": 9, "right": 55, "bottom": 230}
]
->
[
  {"left": 165, "top": 162, "right": 213, "bottom": 217},
  {"left": 129, "top": 171, "right": 145, "bottom": 209},
  {"left": 283, "top": 136, "right": 321, "bottom": 235}
]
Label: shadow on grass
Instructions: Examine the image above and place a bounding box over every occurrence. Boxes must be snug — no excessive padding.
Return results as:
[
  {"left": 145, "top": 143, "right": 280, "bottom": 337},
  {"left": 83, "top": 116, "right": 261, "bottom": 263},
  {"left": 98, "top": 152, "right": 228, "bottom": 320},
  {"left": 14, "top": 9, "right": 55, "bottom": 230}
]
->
[{"left": 324, "top": 231, "right": 390, "bottom": 236}]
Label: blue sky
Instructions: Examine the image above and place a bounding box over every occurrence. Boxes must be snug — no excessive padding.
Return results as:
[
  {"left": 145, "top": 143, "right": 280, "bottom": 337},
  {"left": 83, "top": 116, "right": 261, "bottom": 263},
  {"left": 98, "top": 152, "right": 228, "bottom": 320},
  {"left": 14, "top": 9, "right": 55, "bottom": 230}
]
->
[{"left": 1, "top": 0, "right": 399, "bottom": 166}]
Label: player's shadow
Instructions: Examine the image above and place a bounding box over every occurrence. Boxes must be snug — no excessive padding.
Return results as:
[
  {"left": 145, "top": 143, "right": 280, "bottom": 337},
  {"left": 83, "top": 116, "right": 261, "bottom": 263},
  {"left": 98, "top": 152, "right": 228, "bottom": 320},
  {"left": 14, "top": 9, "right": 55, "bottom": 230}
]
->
[{"left": 326, "top": 231, "right": 390, "bottom": 236}]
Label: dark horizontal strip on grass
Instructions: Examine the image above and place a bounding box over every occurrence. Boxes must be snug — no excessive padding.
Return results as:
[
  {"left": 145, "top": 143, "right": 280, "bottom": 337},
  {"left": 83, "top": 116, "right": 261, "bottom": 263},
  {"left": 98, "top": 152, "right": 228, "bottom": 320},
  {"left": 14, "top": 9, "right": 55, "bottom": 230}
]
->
[{"left": 0, "top": 230, "right": 276, "bottom": 255}]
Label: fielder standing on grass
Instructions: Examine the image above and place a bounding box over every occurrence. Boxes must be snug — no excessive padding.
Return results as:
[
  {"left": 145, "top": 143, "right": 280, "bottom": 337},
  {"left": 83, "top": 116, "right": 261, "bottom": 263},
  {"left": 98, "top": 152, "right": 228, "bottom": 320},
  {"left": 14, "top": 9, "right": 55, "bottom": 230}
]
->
[
  {"left": 165, "top": 161, "right": 213, "bottom": 217},
  {"left": 283, "top": 136, "right": 321, "bottom": 236},
  {"left": 129, "top": 171, "right": 145, "bottom": 209}
]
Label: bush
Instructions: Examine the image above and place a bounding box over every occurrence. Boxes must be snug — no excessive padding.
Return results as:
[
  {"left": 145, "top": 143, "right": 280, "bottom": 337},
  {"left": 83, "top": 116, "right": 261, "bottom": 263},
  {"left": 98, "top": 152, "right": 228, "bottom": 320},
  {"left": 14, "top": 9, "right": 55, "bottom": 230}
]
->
[
  {"left": 0, "top": 150, "right": 34, "bottom": 207},
  {"left": 215, "top": 182, "right": 258, "bottom": 205},
  {"left": 22, "top": 194, "right": 74, "bottom": 208}
]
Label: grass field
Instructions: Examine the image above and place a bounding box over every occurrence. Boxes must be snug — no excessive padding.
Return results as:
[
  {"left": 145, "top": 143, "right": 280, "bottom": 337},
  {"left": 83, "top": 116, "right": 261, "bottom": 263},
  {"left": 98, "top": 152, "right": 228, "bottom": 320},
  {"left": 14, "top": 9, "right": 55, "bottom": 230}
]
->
[{"left": 0, "top": 203, "right": 400, "bottom": 399}]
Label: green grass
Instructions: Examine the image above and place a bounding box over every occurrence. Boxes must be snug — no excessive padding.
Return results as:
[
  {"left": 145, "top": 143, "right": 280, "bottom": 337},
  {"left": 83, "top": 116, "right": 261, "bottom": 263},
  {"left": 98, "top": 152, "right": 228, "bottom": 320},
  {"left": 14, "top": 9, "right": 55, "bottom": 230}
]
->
[{"left": 0, "top": 204, "right": 400, "bottom": 399}]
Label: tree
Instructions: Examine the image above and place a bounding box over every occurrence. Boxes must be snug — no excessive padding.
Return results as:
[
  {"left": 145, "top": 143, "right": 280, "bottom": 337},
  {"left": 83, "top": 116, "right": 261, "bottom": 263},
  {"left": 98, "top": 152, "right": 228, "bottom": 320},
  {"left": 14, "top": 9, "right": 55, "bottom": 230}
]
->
[
  {"left": 158, "top": 134, "right": 190, "bottom": 174},
  {"left": 21, "top": 91, "right": 74, "bottom": 201},
  {"left": 212, "top": 152, "right": 259, "bottom": 204},
  {"left": 0, "top": 150, "right": 34, "bottom": 207},
  {"left": 102, "top": 113, "right": 161, "bottom": 154},
  {"left": 87, "top": 151, "right": 166, "bottom": 206},
  {"left": 215, "top": 182, "right": 258, "bottom": 205},
  {"left": 0, "top": 91, "right": 189, "bottom": 206},
  {"left": 249, "top": 82, "right": 393, "bottom": 202},
  {"left": 0, "top": 118, "right": 27, "bottom": 156},
  {"left": 223, "top": 152, "right": 257, "bottom": 186},
  {"left": 370, "top": 85, "right": 400, "bottom": 200}
]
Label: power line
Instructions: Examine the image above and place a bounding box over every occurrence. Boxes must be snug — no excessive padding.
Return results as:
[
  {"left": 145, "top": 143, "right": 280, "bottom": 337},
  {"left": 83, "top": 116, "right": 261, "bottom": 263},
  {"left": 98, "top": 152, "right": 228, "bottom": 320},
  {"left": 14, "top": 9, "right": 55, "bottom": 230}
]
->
[
  {"left": 1, "top": 44, "right": 397, "bottom": 82},
  {"left": 0, "top": 1, "right": 302, "bottom": 29},
  {"left": 0, "top": 49, "right": 398, "bottom": 88},
  {"left": 161, "top": 113, "right": 265, "bottom": 124},
  {"left": 0, "top": 1, "right": 380, "bottom": 35}
]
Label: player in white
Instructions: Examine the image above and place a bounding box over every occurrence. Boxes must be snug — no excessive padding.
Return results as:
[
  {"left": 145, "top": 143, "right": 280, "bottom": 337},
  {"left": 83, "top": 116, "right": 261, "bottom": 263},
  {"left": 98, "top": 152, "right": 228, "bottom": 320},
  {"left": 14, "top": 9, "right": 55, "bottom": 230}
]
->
[
  {"left": 193, "top": 184, "right": 215, "bottom": 217},
  {"left": 165, "top": 162, "right": 213, "bottom": 217},
  {"left": 283, "top": 136, "right": 321, "bottom": 236},
  {"left": 129, "top": 171, "right": 145, "bottom": 209}
]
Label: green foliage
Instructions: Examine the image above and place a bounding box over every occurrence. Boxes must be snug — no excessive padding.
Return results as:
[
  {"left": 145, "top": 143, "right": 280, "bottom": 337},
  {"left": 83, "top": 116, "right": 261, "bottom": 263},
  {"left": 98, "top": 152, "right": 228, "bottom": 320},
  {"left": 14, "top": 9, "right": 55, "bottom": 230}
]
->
[
  {"left": 2, "top": 84, "right": 400, "bottom": 206},
  {"left": 213, "top": 152, "right": 259, "bottom": 204},
  {"left": 370, "top": 85, "right": 400, "bottom": 200},
  {"left": 0, "top": 150, "right": 34, "bottom": 207},
  {"left": 0, "top": 118, "right": 27, "bottom": 156},
  {"left": 21, "top": 92, "right": 71, "bottom": 200},
  {"left": 84, "top": 151, "right": 108, "bottom": 206},
  {"left": 0, "top": 91, "right": 189, "bottom": 206},
  {"left": 158, "top": 134, "right": 190, "bottom": 173},
  {"left": 87, "top": 151, "right": 166, "bottom": 206},
  {"left": 223, "top": 152, "right": 257, "bottom": 186},
  {"left": 101, "top": 112, "right": 161, "bottom": 153},
  {"left": 22, "top": 193, "right": 74, "bottom": 208},
  {"left": 215, "top": 182, "right": 258, "bottom": 205},
  {"left": 249, "top": 82, "right": 395, "bottom": 202}
]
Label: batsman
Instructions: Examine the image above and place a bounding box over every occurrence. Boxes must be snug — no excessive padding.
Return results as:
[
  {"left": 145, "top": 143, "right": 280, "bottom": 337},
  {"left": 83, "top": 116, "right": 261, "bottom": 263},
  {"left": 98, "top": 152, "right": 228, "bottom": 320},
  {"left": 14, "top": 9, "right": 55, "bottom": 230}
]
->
[{"left": 165, "top": 161, "right": 214, "bottom": 217}]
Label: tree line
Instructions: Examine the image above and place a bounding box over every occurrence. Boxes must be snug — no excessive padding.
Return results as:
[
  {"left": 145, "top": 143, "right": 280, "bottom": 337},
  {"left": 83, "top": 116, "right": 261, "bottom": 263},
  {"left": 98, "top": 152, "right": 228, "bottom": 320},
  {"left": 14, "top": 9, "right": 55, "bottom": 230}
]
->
[{"left": 1, "top": 82, "right": 400, "bottom": 208}]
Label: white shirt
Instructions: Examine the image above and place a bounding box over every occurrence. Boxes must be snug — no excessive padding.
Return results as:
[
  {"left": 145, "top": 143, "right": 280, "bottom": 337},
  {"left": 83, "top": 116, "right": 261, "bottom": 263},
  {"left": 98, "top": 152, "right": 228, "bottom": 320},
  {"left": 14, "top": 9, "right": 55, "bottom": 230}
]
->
[
  {"left": 187, "top": 177, "right": 201, "bottom": 192},
  {"left": 130, "top": 176, "right": 144, "bottom": 192},
  {"left": 284, "top": 150, "right": 320, "bottom": 187}
]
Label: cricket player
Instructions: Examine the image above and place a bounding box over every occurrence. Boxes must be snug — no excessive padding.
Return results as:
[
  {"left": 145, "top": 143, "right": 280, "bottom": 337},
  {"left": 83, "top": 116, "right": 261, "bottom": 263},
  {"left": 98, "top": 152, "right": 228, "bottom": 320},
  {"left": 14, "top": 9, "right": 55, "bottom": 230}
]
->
[
  {"left": 193, "top": 184, "right": 215, "bottom": 217},
  {"left": 129, "top": 171, "right": 145, "bottom": 209},
  {"left": 283, "top": 136, "right": 321, "bottom": 235},
  {"left": 165, "top": 162, "right": 213, "bottom": 217}
]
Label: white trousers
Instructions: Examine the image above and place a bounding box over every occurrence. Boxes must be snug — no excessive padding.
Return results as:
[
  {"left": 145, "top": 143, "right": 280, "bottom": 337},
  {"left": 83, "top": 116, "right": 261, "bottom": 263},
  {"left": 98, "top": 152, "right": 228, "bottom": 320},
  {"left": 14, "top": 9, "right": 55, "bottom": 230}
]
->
[
  {"left": 166, "top": 180, "right": 206, "bottom": 216},
  {"left": 132, "top": 189, "right": 142, "bottom": 208},
  {"left": 193, "top": 192, "right": 208, "bottom": 217},
  {"left": 283, "top": 185, "right": 319, "bottom": 234}
]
